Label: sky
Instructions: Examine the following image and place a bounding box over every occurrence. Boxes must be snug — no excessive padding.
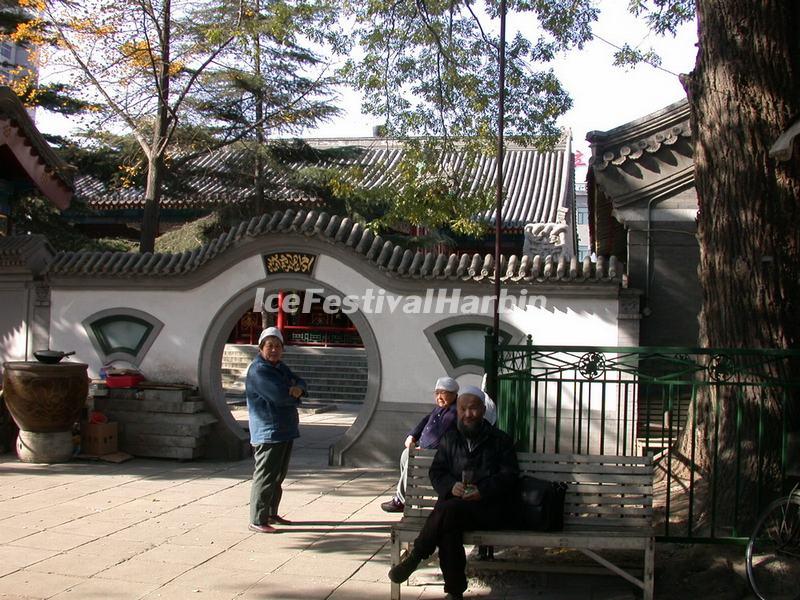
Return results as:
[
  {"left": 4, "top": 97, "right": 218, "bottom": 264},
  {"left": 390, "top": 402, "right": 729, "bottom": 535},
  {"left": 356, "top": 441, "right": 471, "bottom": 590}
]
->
[
  {"left": 35, "top": 1, "right": 698, "bottom": 183},
  {"left": 295, "top": 2, "right": 699, "bottom": 181}
]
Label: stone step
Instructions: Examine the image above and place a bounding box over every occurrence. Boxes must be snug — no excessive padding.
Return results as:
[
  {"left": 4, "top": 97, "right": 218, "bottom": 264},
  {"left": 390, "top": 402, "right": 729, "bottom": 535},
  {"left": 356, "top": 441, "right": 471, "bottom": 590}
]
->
[
  {"left": 220, "top": 376, "right": 368, "bottom": 391},
  {"left": 94, "top": 397, "right": 207, "bottom": 415},
  {"left": 122, "top": 421, "right": 215, "bottom": 438},
  {"left": 285, "top": 355, "right": 367, "bottom": 362},
  {"left": 122, "top": 444, "right": 205, "bottom": 460},
  {"left": 223, "top": 390, "right": 364, "bottom": 403},
  {"left": 120, "top": 432, "right": 204, "bottom": 449},
  {"left": 220, "top": 363, "right": 368, "bottom": 375},
  {"left": 221, "top": 343, "right": 368, "bottom": 404},
  {"left": 102, "top": 410, "right": 217, "bottom": 433}
]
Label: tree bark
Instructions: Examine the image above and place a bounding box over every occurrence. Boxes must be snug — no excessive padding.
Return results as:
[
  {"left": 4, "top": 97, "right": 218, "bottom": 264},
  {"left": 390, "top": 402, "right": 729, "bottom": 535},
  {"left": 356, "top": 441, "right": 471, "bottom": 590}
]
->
[
  {"left": 139, "top": 0, "right": 173, "bottom": 254},
  {"left": 677, "top": 0, "right": 800, "bottom": 525}
]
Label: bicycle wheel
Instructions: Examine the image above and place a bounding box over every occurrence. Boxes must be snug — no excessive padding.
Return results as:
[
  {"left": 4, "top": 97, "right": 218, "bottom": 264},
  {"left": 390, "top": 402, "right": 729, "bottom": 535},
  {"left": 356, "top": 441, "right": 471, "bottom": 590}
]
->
[{"left": 746, "top": 495, "right": 800, "bottom": 600}]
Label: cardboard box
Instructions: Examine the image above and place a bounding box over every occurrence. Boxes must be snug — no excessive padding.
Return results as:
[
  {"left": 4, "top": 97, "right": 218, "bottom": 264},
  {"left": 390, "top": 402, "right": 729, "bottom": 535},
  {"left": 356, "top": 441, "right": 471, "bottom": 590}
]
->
[{"left": 81, "top": 422, "right": 118, "bottom": 456}]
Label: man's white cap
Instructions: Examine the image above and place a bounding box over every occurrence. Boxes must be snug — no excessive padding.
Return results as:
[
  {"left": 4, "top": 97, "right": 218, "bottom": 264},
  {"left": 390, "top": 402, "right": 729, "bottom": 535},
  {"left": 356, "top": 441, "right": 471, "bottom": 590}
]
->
[
  {"left": 458, "top": 384, "right": 486, "bottom": 405},
  {"left": 434, "top": 377, "right": 459, "bottom": 393},
  {"left": 258, "top": 326, "right": 284, "bottom": 346}
]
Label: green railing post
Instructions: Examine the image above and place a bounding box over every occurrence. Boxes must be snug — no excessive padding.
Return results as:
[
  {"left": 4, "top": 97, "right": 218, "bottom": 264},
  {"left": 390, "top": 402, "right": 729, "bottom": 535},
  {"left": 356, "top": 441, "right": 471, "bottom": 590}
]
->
[
  {"left": 484, "top": 327, "right": 497, "bottom": 402},
  {"left": 490, "top": 343, "right": 800, "bottom": 544}
]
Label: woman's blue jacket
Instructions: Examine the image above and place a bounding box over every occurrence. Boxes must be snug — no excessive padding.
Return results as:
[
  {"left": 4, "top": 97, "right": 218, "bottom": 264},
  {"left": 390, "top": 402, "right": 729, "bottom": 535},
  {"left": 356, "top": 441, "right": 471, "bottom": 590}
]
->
[{"left": 245, "top": 354, "right": 307, "bottom": 444}]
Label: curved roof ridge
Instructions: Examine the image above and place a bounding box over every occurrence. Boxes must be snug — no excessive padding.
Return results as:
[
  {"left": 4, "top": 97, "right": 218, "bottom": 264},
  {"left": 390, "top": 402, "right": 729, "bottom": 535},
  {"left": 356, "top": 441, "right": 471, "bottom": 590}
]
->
[
  {"left": 587, "top": 99, "right": 691, "bottom": 171},
  {"left": 46, "top": 209, "right": 621, "bottom": 284}
]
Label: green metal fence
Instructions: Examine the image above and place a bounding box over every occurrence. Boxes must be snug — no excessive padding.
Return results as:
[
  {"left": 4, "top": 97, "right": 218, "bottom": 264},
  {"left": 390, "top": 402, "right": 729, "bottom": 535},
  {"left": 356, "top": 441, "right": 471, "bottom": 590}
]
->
[{"left": 487, "top": 338, "right": 800, "bottom": 543}]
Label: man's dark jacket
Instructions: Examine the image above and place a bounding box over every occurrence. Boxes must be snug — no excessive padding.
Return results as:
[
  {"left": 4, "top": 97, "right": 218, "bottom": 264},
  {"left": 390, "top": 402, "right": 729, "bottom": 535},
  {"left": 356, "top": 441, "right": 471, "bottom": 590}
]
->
[{"left": 429, "top": 423, "right": 519, "bottom": 502}]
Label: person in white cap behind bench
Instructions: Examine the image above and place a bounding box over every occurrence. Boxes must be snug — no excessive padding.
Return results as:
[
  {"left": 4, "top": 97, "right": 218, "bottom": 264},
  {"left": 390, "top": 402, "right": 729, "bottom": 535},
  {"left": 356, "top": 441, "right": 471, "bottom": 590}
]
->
[
  {"left": 381, "top": 376, "right": 460, "bottom": 512},
  {"left": 245, "top": 326, "right": 306, "bottom": 533}
]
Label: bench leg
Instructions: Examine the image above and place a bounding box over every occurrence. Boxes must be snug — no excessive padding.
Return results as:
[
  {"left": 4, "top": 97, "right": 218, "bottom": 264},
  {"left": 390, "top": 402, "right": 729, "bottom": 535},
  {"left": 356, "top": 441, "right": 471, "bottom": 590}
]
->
[
  {"left": 643, "top": 537, "right": 655, "bottom": 600},
  {"left": 390, "top": 531, "right": 401, "bottom": 600}
]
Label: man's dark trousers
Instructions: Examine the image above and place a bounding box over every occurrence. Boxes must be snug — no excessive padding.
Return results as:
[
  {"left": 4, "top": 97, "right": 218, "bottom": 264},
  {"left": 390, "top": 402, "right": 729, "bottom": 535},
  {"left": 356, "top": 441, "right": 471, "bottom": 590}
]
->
[
  {"left": 412, "top": 497, "right": 508, "bottom": 595},
  {"left": 250, "top": 440, "right": 293, "bottom": 525}
]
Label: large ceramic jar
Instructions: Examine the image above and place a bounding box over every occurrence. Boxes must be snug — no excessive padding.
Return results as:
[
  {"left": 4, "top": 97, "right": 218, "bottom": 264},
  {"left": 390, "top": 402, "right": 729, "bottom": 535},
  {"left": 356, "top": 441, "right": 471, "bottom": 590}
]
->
[
  {"left": 3, "top": 362, "right": 89, "bottom": 431},
  {"left": 3, "top": 362, "right": 88, "bottom": 462}
]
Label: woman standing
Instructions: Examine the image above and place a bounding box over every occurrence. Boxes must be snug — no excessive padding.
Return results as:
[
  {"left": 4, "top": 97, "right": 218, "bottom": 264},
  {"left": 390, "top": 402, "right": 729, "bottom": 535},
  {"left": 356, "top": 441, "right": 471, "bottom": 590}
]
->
[{"left": 246, "top": 326, "right": 306, "bottom": 533}]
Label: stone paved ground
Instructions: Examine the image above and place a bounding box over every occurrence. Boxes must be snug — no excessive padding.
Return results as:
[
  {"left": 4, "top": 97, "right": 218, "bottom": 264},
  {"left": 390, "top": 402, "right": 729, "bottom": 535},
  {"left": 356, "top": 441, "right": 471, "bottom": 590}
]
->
[{"left": 0, "top": 406, "right": 756, "bottom": 599}]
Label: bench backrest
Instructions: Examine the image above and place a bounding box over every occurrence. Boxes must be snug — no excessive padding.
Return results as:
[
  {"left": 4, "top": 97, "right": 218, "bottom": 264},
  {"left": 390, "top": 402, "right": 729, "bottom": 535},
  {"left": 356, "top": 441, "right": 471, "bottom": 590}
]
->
[{"left": 404, "top": 449, "right": 653, "bottom": 531}]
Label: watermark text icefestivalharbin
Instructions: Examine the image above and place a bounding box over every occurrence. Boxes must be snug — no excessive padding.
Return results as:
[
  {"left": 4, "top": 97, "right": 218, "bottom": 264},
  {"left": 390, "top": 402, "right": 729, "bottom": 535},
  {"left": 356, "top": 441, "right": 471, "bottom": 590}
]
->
[{"left": 253, "top": 288, "right": 546, "bottom": 315}]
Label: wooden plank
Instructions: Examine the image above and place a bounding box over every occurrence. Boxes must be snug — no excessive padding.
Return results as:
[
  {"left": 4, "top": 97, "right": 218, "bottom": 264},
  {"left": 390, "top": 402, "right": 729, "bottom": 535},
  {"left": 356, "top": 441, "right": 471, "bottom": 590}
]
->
[
  {"left": 564, "top": 505, "right": 652, "bottom": 517},
  {"left": 566, "top": 494, "right": 653, "bottom": 506},
  {"left": 392, "top": 449, "right": 655, "bottom": 599},
  {"left": 463, "top": 532, "right": 650, "bottom": 551},
  {"left": 521, "top": 463, "right": 654, "bottom": 476},
  {"left": 520, "top": 453, "right": 653, "bottom": 464},
  {"left": 565, "top": 483, "right": 653, "bottom": 495}
]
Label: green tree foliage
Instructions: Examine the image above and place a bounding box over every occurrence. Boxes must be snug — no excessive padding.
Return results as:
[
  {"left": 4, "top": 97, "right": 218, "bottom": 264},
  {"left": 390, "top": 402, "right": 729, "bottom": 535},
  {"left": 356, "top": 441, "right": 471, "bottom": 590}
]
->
[
  {"left": 181, "top": 0, "right": 344, "bottom": 214},
  {"left": 0, "top": 0, "right": 97, "bottom": 114},
  {"left": 335, "top": 0, "right": 595, "bottom": 235},
  {"left": 11, "top": 195, "right": 135, "bottom": 252},
  {"left": 340, "top": 0, "right": 594, "bottom": 144},
  {"left": 6, "top": 0, "right": 253, "bottom": 252}
]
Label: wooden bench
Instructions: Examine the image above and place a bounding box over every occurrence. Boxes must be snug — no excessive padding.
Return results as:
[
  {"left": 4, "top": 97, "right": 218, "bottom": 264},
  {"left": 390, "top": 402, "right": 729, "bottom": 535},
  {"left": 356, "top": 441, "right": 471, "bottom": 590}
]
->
[{"left": 390, "top": 449, "right": 654, "bottom": 600}]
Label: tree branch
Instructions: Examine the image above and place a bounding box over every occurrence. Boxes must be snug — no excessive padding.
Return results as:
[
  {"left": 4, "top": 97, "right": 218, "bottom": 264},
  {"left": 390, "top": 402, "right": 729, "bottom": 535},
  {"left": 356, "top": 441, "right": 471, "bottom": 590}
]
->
[{"left": 43, "top": 4, "right": 153, "bottom": 159}]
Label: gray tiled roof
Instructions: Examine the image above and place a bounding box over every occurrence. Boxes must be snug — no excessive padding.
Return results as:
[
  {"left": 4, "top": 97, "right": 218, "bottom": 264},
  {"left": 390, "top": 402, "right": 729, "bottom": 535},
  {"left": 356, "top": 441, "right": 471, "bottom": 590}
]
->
[
  {"left": 47, "top": 209, "right": 620, "bottom": 283},
  {"left": 588, "top": 100, "right": 691, "bottom": 172},
  {"left": 76, "top": 136, "right": 574, "bottom": 230},
  {"left": 0, "top": 88, "right": 74, "bottom": 188},
  {"left": 586, "top": 99, "right": 695, "bottom": 256},
  {"left": 0, "top": 235, "right": 54, "bottom": 271}
]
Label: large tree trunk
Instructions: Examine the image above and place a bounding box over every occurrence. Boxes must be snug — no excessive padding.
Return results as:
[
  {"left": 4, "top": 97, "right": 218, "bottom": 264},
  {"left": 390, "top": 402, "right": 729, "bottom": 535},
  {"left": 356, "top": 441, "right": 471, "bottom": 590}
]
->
[
  {"left": 676, "top": 1, "right": 800, "bottom": 527},
  {"left": 139, "top": 0, "right": 172, "bottom": 254},
  {"left": 140, "top": 155, "right": 165, "bottom": 254}
]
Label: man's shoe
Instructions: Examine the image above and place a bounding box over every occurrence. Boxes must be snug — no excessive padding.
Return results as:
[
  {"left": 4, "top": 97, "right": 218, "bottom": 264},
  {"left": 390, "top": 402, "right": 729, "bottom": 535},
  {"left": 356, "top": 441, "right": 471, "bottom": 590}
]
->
[
  {"left": 248, "top": 523, "right": 277, "bottom": 534},
  {"left": 381, "top": 497, "right": 405, "bottom": 513},
  {"left": 388, "top": 551, "right": 421, "bottom": 583},
  {"left": 269, "top": 515, "right": 292, "bottom": 525}
]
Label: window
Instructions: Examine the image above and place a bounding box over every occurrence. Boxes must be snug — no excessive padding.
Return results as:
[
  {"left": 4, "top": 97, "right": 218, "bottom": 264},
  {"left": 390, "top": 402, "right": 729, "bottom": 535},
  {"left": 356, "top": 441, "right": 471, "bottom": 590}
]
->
[
  {"left": 424, "top": 317, "right": 524, "bottom": 377},
  {"left": 577, "top": 206, "right": 589, "bottom": 225},
  {"left": 435, "top": 325, "right": 512, "bottom": 368},
  {"left": 83, "top": 308, "right": 163, "bottom": 365}
]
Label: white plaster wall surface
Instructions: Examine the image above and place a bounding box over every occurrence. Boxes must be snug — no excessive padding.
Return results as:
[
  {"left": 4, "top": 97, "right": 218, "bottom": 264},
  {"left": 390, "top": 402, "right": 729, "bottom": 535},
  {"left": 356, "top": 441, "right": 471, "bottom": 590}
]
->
[
  {"left": 314, "top": 255, "right": 620, "bottom": 406},
  {"left": 0, "top": 289, "right": 28, "bottom": 370},
  {"left": 48, "top": 251, "right": 620, "bottom": 393},
  {"left": 49, "top": 255, "right": 265, "bottom": 380}
]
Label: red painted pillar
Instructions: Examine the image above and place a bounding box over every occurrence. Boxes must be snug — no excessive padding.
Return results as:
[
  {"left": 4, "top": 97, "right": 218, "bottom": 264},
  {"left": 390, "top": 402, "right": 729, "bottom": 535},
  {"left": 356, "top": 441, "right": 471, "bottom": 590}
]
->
[{"left": 276, "top": 290, "right": 285, "bottom": 336}]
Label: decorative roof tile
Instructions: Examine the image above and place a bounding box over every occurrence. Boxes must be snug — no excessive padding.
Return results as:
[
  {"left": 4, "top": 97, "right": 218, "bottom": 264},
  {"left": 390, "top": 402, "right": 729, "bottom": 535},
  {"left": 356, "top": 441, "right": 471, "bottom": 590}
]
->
[
  {"left": 587, "top": 99, "right": 691, "bottom": 172},
  {"left": 76, "top": 136, "right": 574, "bottom": 230},
  {"left": 0, "top": 234, "right": 54, "bottom": 272},
  {"left": 46, "top": 209, "right": 620, "bottom": 284}
]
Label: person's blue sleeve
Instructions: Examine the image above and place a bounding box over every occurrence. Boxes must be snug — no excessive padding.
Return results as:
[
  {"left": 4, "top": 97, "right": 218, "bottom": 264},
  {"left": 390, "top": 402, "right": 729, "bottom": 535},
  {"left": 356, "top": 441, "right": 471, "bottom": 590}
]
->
[
  {"left": 409, "top": 413, "right": 431, "bottom": 440},
  {"left": 284, "top": 364, "right": 307, "bottom": 396},
  {"left": 247, "top": 362, "right": 295, "bottom": 407}
]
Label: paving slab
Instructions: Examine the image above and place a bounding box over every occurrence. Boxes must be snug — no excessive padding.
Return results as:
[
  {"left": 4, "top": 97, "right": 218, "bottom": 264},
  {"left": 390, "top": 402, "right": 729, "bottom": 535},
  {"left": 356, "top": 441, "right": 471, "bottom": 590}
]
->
[{"left": 0, "top": 406, "right": 649, "bottom": 600}]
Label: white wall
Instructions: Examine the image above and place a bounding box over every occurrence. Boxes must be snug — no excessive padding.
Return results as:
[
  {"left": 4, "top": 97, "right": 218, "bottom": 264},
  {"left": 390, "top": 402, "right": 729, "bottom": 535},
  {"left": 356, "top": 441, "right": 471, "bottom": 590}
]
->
[
  {"left": 46, "top": 248, "right": 629, "bottom": 463},
  {"left": 49, "top": 255, "right": 265, "bottom": 382},
  {"left": 49, "top": 250, "right": 621, "bottom": 397},
  {"left": 0, "top": 285, "right": 30, "bottom": 379},
  {"left": 312, "top": 255, "right": 619, "bottom": 407}
]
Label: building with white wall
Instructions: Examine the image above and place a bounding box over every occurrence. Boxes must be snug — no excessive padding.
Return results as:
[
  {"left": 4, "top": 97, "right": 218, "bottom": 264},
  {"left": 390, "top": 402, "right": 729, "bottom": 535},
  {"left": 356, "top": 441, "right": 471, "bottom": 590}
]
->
[{"left": 0, "top": 209, "right": 639, "bottom": 464}]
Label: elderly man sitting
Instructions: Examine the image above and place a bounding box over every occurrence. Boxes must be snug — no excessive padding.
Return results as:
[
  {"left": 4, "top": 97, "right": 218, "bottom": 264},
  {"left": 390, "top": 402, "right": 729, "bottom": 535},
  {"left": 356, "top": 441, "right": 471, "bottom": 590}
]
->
[{"left": 388, "top": 385, "right": 519, "bottom": 600}]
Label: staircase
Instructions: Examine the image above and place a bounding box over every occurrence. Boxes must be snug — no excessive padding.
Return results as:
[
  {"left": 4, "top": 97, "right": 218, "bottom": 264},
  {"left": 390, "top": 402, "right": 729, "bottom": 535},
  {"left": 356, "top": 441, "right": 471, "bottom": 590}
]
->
[{"left": 221, "top": 344, "right": 368, "bottom": 406}]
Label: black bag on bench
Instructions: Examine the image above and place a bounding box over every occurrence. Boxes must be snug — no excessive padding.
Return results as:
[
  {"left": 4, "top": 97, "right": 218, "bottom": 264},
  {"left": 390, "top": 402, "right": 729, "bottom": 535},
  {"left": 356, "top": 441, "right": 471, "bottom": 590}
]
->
[{"left": 516, "top": 476, "right": 567, "bottom": 531}]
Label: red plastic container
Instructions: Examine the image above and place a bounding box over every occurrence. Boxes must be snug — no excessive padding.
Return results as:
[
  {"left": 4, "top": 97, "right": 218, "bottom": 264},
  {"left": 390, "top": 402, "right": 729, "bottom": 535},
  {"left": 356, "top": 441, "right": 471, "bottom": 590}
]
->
[{"left": 105, "top": 374, "right": 144, "bottom": 388}]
